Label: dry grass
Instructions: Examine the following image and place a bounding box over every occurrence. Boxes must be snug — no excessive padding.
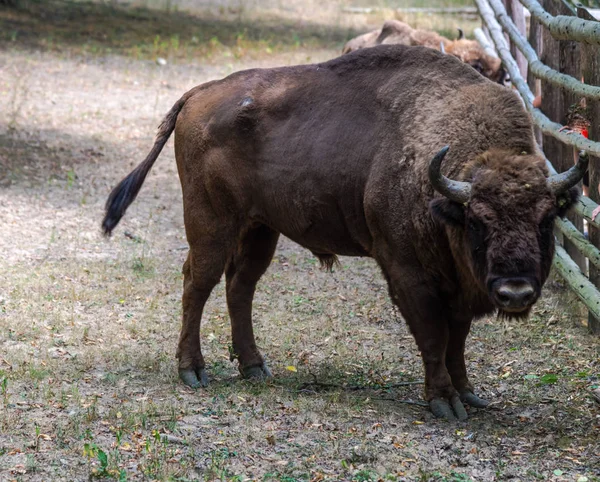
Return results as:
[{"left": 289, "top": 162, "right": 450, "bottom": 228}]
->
[
  {"left": 0, "top": 0, "right": 481, "bottom": 61},
  {"left": 0, "top": 1, "right": 599, "bottom": 480}
]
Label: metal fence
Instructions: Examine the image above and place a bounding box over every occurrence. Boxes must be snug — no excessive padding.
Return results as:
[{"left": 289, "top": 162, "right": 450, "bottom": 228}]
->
[{"left": 475, "top": 0, "right": 600, "bottom": 333}]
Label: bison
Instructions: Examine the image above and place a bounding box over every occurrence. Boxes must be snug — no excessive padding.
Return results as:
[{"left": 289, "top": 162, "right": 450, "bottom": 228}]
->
[
  {"left": 343, "top": 20, "right": 506, "bottom": 84},
  {"left": 103, "top": 45, "right": 586, "bottom": 420}
]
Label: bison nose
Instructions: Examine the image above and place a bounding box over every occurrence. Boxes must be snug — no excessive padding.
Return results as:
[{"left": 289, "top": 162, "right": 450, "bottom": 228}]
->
[{"left": 492, "top": 281, "right": 536, "bottom": 311}]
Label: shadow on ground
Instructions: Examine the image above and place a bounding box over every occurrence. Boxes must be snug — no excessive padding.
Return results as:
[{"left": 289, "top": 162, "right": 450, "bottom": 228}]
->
[
  {"left": 0, "top": 0, "right": 359, "bottom": 57},
  {"left": 0, "top": 126, "right": 114, "bottom": 187}
]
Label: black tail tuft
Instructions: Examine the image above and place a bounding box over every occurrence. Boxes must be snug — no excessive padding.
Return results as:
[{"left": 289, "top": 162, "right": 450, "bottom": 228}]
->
[
  {"left": 101, "top": 90, "right": 194, "bottom": 236},
  {"left": 102, "top": 168, "right": 148, "bottom": 236}
]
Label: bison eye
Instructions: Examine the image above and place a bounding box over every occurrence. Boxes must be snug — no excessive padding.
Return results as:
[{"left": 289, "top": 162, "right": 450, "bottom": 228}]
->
[
  {"left": 470, "top": 61, "right": 484, "bottom": 73},
  {"left": 467, "top": 218, "right": 487, "bottom": 250}
]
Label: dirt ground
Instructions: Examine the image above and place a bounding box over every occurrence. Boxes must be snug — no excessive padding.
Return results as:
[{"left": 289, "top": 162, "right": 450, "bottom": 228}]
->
[{"left": 0, "top": 1, "right": 599, "bottom": 481}]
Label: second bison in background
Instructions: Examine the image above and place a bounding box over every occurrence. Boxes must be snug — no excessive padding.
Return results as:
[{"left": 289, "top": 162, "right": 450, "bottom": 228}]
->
[
  {"left": 343, "top": 19, "right": 506, "bottom": 83},
  {"left": 103, "top": 45, "right": 586, "bottom": 420}
]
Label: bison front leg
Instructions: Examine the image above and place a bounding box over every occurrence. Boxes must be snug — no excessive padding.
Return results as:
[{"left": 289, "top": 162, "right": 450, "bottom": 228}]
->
[
  {"left": 410, "top": 315, "right": 469, "bottom": 421},
  {"left": 446, "top": 317, "right": 489, "bottom": 409},
  {"left": 381, "top": 264, "right": 469, "bottom": 421}
]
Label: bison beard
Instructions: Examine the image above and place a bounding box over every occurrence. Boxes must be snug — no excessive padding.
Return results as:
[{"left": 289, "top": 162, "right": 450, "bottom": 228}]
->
[{"left": 102, "top": 45, "right": 586, "bottom": 421}]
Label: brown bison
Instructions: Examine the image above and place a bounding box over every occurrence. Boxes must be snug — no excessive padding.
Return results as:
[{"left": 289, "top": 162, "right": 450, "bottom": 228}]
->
[
  {"left": 103, "top": 45, "right": 586, "bottom": 420},
  {"left": 343, "top": 20, "right": 506, "bottom": 84}
]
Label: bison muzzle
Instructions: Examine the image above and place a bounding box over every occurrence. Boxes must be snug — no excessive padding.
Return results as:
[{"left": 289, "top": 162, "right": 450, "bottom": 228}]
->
[{"left": 102, "top": 45, "right": 586, "bottom": 421}]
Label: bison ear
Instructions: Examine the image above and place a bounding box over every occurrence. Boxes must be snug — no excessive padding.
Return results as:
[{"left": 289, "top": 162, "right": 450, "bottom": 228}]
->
[
  {"left": 430, "top": 198, "right": 465, "bottom": 227},
  {"left": 556, "top": 186, "right": 581, "bottom": 218}
]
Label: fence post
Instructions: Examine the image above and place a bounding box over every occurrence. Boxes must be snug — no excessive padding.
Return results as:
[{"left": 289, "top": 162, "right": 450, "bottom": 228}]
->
[
  {"left": 539, "top": 0, "right": 586, "bottom": 272},
  {"left": 528, "top": 10, "right": 543, "bottom": 145},
  {"left": 578, "top": 5, "right": 600, "bottom": 335},
  {"left": 505, "top": 0, "right": 528, "bottom": 78}
]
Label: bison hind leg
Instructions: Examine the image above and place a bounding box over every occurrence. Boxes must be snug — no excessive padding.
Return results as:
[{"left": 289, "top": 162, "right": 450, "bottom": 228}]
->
[
  {"left": 316, "top": 253, "right": 340, "bottom": 272},
  {"left": 226, "top": 224, "right": 280, "bottom": 379}
]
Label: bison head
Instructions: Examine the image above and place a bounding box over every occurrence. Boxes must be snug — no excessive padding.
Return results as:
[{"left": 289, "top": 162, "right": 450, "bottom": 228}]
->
[
  {"left": 467, "top": 58, "right": 508, "bottom": 85},
  {"left": 429, "top": 147, "right": 587, "bottom": 318},
  {"left": 445, "top": 40, "right": 507, "bottom": 84}
]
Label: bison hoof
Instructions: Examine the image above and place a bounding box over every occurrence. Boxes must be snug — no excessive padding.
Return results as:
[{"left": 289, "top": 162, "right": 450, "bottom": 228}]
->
[
  {"left": 179, "top": 368, "right": 209, "bottom": 389},
  {"left": 240, "top": 362, "right": 272, "bottom": 380},
  {"left": 460, "top": 390, "right": 489, "bottom": 408},
  {"left": 430, "top": 395, "right": 468, "bottom": 421}
]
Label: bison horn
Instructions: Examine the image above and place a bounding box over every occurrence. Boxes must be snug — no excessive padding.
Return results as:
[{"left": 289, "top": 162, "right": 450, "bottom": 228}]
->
[
  {"left": 440, "top": 42, "right": 446, "bottom": 54},
  {"left": 547, "top": 151, "right": 589, "bottom": 194},
  {"left": 457, "top": 28, "right": 464, "bottom": 40},
  {"left": 429, "top": 146, "right": 471, "bottom": 204}
]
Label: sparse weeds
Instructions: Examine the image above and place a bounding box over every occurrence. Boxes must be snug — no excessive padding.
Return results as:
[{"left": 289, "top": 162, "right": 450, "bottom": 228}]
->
[
  {"left": 66, "top": 168, "right": 76, "bottom": 188},
  {"left": 132, "top": 255, "right": 155, "bottom": 277},
  {"left": 151, "top": 33, "right": 182, "bottom": 60},
  {"left": 25, "top": 453, "right": 38, "bottom": 473},
  {"left": 1, "top": 375, "right": 9, "bottom": 405},
  {"left": 203, "top": 446, "right": 239, "bottom": 481},
  {"left": 84, "top": 442, "right": 126, "bottom": 480},
  {"left": 264, "top": 472, "right": 310, "bottom": 482},
  {"left": 419, "top": 471, "right": 475, "bottom": 482},
  {"left": 0, "top": 0, "right": 355, "bottom": 62}
]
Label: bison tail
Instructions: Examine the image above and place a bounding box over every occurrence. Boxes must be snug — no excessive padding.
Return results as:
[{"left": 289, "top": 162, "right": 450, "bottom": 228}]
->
[{"left": 102, "top": 94, "right": 188, "bottom": 236}]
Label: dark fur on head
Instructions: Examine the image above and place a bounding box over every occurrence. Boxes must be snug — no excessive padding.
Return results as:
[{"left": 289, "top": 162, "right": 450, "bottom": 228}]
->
[
  {"left": 497, "top": 308, "right": 532, "bottom": 321},
  {"left": 430, "top": 149, "right": 580, "bottom": 316}
]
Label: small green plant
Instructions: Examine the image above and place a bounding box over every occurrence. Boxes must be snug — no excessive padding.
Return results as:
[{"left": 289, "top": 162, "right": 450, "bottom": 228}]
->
[
  {"left": 1, "top": 377, "right": 8, "bottom": 404},
  {"left": 264, "top": 474, "right": 307, "bottom": 482},
  {"left": 353, "top": 469, "right": 378, "bottom": 482},
  {"left": 86, "top": 396, "right": 100, "bottom": 422},
  {"left": 66, "top": 169, "right": 76, "bottom": 188},
  {"left": 170, "top": 34, "right": 179, "bottom": 52},
  {"left": 132, "top": 257, "right": 154, "bottom": 277},
  {"left": 84, "top": 442, "right": 109, "bottom": 476},
  {"left": 427, "top": 471, "right": 474, "bottom": 482},
  {"left": 84, "top": 442, "right": 126, "bottom": 479},
  {"left": 153, "top": 34, "right": 161, "bottom": 57},
  {"left": 25, "top": 453, "right": 38, "bottom": 473},
  {"left": 34, "top": 424, "right": 41, "bottom": 451},
  {"left": 203, "top": 446, "right": 237, "bottom": 481},
  {"left": 538, "top": 373, "right": 558, "bottom": 385}
]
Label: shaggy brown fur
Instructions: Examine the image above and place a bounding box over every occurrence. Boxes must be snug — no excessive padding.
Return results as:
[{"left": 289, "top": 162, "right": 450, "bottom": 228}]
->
[
  {"left": 103, "top": 46, "right": 580, "bottom": 419},
  {"left": 342, "top": 20, "right": 505, "bottom": 83},
  {"left": 341, "top": 29, "right": 381, "bottom": 54}
]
